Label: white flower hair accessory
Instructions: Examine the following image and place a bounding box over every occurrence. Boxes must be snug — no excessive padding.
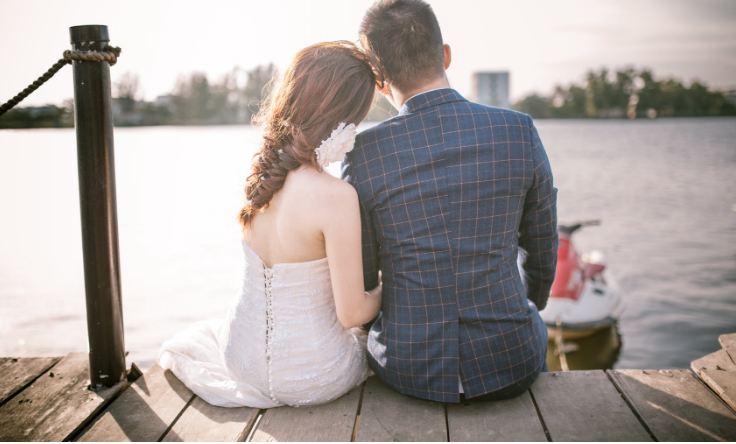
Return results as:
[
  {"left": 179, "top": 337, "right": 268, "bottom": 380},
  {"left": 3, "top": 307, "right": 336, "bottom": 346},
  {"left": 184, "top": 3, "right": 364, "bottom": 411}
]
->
[{"left": 314, "top": 122, "right": 357, "bottom": 167}]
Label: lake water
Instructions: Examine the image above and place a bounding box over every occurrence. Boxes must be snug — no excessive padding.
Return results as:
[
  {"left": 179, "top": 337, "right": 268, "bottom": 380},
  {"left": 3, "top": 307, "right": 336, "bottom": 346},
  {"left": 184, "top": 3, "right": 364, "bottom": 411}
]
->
[{"left": 1, "top": 118, "right": 735, "bottom": 370}]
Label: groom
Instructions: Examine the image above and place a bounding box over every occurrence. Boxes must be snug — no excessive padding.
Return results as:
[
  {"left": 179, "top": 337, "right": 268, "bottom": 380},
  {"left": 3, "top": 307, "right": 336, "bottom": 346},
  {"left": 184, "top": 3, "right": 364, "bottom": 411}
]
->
[{"left": 342, "top": 0, "right": 558, "bottom": 403}]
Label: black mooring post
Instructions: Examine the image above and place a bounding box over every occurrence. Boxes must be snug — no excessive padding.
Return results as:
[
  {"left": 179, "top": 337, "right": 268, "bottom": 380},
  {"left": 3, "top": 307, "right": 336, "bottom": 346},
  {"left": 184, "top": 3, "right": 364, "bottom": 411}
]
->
[{"left": 70, "top": 24, "right": 126, "bottom": 390}]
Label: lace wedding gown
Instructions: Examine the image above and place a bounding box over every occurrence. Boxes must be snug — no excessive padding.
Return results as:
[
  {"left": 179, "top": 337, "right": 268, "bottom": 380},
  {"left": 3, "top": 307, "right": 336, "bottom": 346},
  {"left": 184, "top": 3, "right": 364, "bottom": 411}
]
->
[{"left": 158, "top": 240, "right": 369, "bottom": 408}]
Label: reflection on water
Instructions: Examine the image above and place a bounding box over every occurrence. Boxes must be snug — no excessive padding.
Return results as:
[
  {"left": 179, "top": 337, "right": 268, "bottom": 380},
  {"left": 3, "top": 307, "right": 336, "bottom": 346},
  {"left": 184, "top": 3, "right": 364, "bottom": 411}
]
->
[{"left": 546, "top": 324, "right": 622, "bottom": 371}]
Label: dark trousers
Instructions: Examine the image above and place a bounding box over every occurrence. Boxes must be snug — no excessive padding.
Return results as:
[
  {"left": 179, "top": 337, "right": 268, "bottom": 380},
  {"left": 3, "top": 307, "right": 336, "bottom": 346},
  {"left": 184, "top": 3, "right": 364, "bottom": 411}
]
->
[{"left": 460, "top": 361, "right": 547, "bottom": 403}]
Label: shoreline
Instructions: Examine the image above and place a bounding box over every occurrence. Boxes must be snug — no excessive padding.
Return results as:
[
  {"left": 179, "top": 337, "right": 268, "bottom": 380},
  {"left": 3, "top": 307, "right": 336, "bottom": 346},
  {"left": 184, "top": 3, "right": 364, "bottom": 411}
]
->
[{"left": 2, "top": 115, "right": 736, "bottom": 131}]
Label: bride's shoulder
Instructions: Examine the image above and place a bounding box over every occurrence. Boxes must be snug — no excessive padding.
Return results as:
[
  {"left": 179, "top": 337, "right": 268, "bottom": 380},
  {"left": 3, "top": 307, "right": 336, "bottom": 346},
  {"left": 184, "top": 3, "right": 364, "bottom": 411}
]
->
[
  {"left": 288, "top": 168, "right": 358, "bottom": 208},
  {"left": 314, "top": 173, "right": 359, "bottom": 213},
  {"left": 286, "top": 169, "right": 360, "bottom": 232}
]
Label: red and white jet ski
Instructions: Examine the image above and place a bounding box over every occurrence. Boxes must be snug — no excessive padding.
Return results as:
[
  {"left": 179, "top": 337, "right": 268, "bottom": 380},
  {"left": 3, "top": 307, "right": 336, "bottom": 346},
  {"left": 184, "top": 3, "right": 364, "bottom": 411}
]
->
[{"left": 539, "top": 220, "right": 623, "bottom": 339}]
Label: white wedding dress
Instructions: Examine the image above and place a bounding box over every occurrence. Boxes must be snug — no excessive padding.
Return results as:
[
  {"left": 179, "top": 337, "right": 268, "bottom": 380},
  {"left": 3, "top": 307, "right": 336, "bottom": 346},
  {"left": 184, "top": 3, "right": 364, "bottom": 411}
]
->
[{"left": 158, "top": 240, "right": 369, "bottom": 408}]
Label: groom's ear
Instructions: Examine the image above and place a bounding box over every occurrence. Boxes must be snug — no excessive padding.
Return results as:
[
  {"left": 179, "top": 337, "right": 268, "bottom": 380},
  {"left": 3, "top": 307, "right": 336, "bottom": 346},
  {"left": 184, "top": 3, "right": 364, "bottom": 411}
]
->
[
  {"left": 443, "top": 44, "right": 452, "bottom": 70},
  {"left": 377, "top": 81, "right": 391, "bottom": 97}
]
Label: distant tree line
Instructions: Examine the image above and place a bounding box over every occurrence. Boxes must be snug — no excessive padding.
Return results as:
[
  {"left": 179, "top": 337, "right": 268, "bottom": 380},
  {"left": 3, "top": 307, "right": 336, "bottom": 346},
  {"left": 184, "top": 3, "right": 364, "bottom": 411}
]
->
[
  {"left": 0, "top": 63, "right": 397, "bottom": 129},
  {"left": 5, "top": 65, "right": 733, "bottom": 129},
  {"left": 514, "top": 67, "right": 736, "bottom": 119},
  {"left": 0, "top": 64, "right": 280, "bottom": 128},
  {"left": 0, "top": 103, "right": 74, "bottom": 129},
  {"left": 111, "top": 64, "right": 279, "bottom": 126}
]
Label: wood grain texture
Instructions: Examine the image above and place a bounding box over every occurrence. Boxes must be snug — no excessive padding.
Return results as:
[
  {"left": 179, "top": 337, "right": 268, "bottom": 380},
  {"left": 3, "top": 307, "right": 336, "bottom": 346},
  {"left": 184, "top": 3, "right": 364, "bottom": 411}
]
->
[
  {"left": 162, "top": 396, "right": 259, "bottom": 442},
  {"left": 719, "top": 333, "right": 736, "bottom": 364},
  {"left": 530, "top": 370, "right": 652, "bottom": 441},
  {"left": 0, "top": 352, "right": 124, "bottom": 441},
  {"left": 0, "top": 356, "right": 60, "bottom": 405},
  {"left": 610, "top": 369, "right": 736, "bottom": 441},
  {"left": 691, "top": 348, "right": 736, "bottom": 412},
  {"left": 355, "top": 377, "right": 446, "bottom": 442},
  {"left": 446, "top": 391, "right": 546, "bottom": 441},
  {"left": 77, "top": 364, "right": 193, "bottom": 442},
  {"left": 250, "top": 385, "right": 362, "bottom": 442},
  {"left": 691, "top": 349, "right": 736, "bottom": 373},
  {"left": 697, "top": 368, "right": 736, "bottom": 412}
]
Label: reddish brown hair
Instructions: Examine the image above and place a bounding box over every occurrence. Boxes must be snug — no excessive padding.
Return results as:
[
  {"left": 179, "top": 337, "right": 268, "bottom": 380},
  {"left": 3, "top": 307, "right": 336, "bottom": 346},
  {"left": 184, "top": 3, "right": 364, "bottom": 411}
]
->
[{"left": 239, "top": 41, "right": 376, "bottom": 228}]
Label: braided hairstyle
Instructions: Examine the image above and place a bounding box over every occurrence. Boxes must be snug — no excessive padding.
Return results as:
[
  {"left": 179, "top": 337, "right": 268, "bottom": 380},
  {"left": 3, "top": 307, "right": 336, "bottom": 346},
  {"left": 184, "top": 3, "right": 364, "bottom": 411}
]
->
[{"left": 239, "top": 41, "right": 377, "bottom": 229}]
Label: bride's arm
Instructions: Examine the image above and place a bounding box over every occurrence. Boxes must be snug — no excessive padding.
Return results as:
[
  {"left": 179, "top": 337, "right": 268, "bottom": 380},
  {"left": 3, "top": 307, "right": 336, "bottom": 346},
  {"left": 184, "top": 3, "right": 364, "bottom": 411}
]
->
[{"left": 322, "top": 183, "right": 382, "bottom": 329}]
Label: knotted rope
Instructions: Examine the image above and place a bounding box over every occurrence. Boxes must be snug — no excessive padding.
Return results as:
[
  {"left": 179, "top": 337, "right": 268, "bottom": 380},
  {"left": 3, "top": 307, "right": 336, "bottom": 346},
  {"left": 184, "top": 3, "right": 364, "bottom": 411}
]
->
[{"left": 0, "top": 46, "right": 121, "bottom": 116}]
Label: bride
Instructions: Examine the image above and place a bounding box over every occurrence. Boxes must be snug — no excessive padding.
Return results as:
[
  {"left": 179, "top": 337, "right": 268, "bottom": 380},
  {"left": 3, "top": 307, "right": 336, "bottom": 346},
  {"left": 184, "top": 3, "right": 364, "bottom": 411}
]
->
[{"left": 158, "top": 41, "right": 382, "bottom": 408}]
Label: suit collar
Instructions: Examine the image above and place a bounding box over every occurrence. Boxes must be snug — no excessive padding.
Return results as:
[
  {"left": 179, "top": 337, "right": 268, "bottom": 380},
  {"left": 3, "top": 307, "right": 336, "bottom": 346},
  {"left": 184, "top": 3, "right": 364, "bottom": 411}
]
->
[{"left": 398, "top": 87, "right": 466, "bottom": 115}]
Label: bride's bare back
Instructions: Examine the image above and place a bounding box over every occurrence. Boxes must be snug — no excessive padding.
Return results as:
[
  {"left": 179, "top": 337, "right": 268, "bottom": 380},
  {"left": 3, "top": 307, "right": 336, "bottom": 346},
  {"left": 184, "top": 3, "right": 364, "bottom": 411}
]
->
[
  {"left": 244, "top": 166, "right": 348, "bottom": 266},
  {"left": 244, "top": 165, "right": 380, "bottom": 328}
]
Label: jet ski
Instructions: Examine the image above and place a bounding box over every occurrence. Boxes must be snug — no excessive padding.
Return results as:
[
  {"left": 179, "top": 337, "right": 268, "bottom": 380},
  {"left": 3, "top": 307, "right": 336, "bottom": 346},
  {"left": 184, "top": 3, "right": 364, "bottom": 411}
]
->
[{"left": 539, "top": 220, "right": 623, "bottom": 339}]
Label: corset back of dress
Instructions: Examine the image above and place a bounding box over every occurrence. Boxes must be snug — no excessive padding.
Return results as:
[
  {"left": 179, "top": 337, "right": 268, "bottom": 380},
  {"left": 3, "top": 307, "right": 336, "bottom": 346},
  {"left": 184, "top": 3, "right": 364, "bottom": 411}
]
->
[{"left": 217, "top": 241, "right": 367, "bottom": 406}]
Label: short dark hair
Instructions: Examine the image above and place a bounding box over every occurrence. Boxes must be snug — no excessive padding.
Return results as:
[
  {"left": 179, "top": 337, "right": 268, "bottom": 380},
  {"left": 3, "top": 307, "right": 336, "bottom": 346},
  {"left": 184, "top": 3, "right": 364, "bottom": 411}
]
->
[{"left": 360, "top": 0, "right": 444, "bottom": 92}]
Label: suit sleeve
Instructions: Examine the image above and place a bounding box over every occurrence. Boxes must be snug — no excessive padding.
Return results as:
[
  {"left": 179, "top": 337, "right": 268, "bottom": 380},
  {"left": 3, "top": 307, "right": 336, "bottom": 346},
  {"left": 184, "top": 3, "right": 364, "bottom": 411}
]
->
[
  {"left": 519, "top": 118, "right": 558, "bottom": 310},
  {"left": 341, "top": 155, "right": 380, "bottom": 291}
]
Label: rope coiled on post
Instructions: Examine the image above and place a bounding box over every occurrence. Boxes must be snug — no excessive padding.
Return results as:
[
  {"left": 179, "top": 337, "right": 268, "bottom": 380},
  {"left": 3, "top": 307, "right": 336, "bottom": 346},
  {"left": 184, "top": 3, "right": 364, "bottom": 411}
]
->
[{"left": 0, "top": 46, "right": 121, "bottom": 116}]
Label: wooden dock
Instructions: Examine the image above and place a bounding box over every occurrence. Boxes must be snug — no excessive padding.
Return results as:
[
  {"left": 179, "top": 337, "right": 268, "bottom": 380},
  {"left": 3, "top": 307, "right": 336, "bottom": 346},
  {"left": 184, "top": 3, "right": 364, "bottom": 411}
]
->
[{"left": 1, "top": 334, "right": 735, "bottom": 441}]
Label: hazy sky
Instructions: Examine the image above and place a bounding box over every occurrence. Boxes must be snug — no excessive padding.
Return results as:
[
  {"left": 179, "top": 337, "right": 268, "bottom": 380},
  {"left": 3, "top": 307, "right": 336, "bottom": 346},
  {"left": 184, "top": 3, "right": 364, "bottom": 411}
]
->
[{"left": 1, "top": 0, "right": 734, "bottom": 106}]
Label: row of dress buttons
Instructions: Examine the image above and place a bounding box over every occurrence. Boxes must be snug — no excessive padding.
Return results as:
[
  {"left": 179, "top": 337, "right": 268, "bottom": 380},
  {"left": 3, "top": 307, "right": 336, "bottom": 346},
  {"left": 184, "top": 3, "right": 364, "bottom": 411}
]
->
[{"left": 263, "top": 265, "right": 278, "bottom": 403}]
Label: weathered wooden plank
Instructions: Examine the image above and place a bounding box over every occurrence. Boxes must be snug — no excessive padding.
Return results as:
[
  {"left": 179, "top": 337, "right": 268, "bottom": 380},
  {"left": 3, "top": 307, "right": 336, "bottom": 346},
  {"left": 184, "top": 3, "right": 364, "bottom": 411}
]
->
[
  {"left": 250, "top": 385, "right": 362, "bottom": 442},
  {"left": 719, "top": 333, "right": 736, "bottom": 364},
  {"left": 691, "top": 349, "right": 736, "bottom": 373},
  {"left": 446, "top": 391, "right": 546, "bottom": 441},
  {"left": 162, "top": 396, "right": 259, "bottom": 442},
  {"left": 77, "top": 364, "right": 194, "bottom": 442},
  {"left": 610, "top": 369, "right": 736, "bottom": 441},
  {"left": 691, "top": 348, "right": 736, "bottom": 412},
  {"left": 697, "top": 368, "right": 736, "bottom": 412},
  {"left": 0, "top": 356, "right": 60, "bottom": 405},
  {"left": 0, "top": 352, "right": 124, "bottom": 441},
  {"left": 530, "top": 370, "right": 652, "bottom": 441},
  {"left": 355, "top": 377, "right": 446, "bottom": 442}
]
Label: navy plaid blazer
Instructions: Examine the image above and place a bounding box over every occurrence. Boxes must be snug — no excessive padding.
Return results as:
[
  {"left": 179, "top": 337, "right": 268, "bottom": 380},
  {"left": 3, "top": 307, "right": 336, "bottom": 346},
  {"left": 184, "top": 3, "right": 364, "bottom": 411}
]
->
[{"left": 341, "top": 88, "right": 558, "bottom": 402}]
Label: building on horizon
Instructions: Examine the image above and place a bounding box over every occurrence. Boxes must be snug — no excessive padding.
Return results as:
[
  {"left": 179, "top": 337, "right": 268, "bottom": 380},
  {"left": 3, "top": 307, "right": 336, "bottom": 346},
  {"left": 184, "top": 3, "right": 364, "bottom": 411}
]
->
[{"left": 472, "top": 71, "right": 510, "bottom": 109}]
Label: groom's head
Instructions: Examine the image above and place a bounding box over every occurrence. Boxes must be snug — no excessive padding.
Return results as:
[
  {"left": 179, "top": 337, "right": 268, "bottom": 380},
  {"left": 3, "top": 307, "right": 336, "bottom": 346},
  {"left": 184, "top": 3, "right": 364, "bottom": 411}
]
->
[{"left": 360, "top": 0, "right": 449, "bottom": 96}]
